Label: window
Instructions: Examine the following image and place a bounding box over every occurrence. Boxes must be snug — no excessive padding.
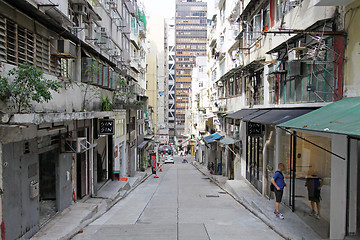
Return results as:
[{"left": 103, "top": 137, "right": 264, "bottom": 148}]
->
[
  {"left": 6, "top": 20, "right": 16, "bottom": 65},
  {"left": 36, "top": 34, "right": 50, "bottom": 72},
  {"left": 246, "top": 69, "right": 264, "bottom": 106},
  {"left": 60, "top": 59, "right": 73, "bottom": 80},
  {"left": 116, "top": 119, "right": 125, "bottom": 137},
  {"left": 0, "top": 16, "right": 6, "bottom": 62},
  {"left": 102, "top": 65, "right": 109, "bottom": 88}
]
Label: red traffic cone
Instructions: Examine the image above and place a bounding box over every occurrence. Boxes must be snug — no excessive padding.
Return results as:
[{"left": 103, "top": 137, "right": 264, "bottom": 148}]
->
[
  {"left": 154, "top": 175, "right": 159, "bottom": 178},
  {"left": 159, "top": 167, "right": 162, "bottom": 172}
]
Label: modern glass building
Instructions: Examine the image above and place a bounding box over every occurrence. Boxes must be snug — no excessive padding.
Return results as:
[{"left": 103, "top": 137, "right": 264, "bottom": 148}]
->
[{"left": 174, "top": 0, "right": 207, "bottom": 138}]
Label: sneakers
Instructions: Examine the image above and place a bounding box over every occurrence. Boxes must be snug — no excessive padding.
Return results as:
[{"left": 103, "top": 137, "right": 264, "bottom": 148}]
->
[
  {"left": 275, "top": 212, "right": 284, "bottom": 220},
  {"left": 310, "top": 210, "right": 320, "bottom": 219}
]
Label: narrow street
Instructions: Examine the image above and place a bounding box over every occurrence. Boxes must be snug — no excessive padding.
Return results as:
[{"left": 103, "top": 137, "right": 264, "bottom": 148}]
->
[{"left": 72, "top": 156, "right": 283, "bottom": 240}]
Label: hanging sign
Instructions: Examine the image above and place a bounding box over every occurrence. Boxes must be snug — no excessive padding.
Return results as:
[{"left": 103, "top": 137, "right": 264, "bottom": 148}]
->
[
  {"left": 213, "top": 118, "right": 221, "bottom": 125},
  {"left": 99, "top": 119, "right": 115, "bottom": 135},
  {"left": 247, "top": 122, "right": 264, "bottom": 136}
]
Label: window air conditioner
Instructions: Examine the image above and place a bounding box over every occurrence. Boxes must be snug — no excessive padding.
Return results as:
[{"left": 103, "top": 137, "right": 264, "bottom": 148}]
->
[{"left": 51, "top": 39, "right": 77, "bottom": 58}]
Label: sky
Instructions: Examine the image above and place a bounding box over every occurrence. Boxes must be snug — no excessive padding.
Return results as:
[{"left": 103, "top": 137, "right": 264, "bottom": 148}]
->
[{"left": 141, "top": 0, "right": 216, "bottom": 19}]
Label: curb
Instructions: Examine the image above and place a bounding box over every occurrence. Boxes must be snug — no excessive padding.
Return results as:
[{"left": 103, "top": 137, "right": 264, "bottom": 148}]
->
[
  {"left": 192, "top": 162, "right": 292, "bottom": 240},
  {"left": 64, "top": 171, "right": 153, "bottom": 240}
]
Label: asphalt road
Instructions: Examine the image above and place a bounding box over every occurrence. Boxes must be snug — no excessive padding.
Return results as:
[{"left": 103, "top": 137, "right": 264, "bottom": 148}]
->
[{"left": 72, "top": 156, "right": 283, "bottom": 240}]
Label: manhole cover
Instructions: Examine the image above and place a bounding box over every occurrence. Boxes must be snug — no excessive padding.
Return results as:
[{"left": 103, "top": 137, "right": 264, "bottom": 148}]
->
[
  {"left": 218, "top": 191, "right": 227, "bottom": 194},
  {"left": 206, "top": 194, "right": 219, "bottom": 198}
]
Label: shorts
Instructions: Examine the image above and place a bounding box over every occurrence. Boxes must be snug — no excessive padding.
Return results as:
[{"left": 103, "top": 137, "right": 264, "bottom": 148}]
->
[
  {"left": 274, "top": 188, "right": 284, "bottom": 203},
  {"left": 308, "top": 189, "right": 321, "bottom": 203}
]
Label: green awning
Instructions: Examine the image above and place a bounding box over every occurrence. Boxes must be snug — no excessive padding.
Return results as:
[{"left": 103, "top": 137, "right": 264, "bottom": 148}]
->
[{"left": 278, "top": 97, "right": 360, "bottom": 137}]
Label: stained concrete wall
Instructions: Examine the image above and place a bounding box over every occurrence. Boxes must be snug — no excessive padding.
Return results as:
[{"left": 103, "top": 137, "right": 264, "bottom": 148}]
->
[
  {"left": 2, "top": 140, "right": 39, "bottom": 240},
  {"left": 344, "top": 0, "right": 360, "bottom": 97},
  {"left": 2, "top": 139, "right": 73, "bottom": 239}
]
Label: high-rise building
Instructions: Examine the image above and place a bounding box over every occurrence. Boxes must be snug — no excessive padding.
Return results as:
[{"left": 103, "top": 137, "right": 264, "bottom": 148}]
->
[
  {"left": 167, "top": 18, "right": 176, "bottom": 142},
  {"left": 147, "top": 15, "right": 169, "bottom": 135},
  {"left": 174, "top": 0, "right": 207, "bottom": 139}
]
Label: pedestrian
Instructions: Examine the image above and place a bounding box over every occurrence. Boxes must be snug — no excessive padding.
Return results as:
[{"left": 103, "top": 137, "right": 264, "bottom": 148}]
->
[
  {"left": 271, "top": 163, "right": 286, "bottom": 220},
  {"left": 305, "top": 169, "right": 323, "bottom": 219}
]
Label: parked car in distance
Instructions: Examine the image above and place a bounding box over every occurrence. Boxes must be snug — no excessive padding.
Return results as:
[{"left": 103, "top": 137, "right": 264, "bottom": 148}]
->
[
  {"left": 164, "top": 155, "right": 174, "bottom": 164},
  {"left": 159, "top": 145, "right": 172, "bottom": 155}
]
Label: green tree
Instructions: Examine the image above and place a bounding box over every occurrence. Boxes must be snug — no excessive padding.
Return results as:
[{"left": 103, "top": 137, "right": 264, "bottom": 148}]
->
[
  {"left": 100, "top": 96, "right": 113, "bottom": 111},
  {"left": 0, "top": 62, "right": 62, "bottom": 113},
  {"left": 82, "top": 60, "right": 102, "bottom": 111}
]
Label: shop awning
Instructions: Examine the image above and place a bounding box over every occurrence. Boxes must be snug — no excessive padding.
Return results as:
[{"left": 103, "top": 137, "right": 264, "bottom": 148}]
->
[
  {"left": 219, "top": 136, "right": 240, "bottom": 145},
  {"left": 137, "top": 141, "right": 148, "bottom": 149},
  {"left": 203, "top": 133, "right": 222, "bottom": 144},
  {"left": 144, "top": 135, "right": 154, "bottom": 140},
  {"left": 249, "top": 108, "right": 316, "bottom": 125},
  {"left": 278, "top": 97, "right": 360, "bottom": 136},
  {"left": 227, "top": 109, "right": 259, "bottom": 119},
  {"left": 242, "top": 109, "right": 270, "bottom": 121}
]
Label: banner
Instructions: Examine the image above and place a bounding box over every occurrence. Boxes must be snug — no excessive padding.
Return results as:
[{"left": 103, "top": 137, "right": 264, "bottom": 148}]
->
[{"left": 150, "top": 153, "right": 156, "bottom": 174}]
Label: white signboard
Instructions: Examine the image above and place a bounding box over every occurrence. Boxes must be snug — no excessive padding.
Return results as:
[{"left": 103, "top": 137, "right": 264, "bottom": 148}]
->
[{"left": 158, "top": 135, "right": 169, "bottom": 143}]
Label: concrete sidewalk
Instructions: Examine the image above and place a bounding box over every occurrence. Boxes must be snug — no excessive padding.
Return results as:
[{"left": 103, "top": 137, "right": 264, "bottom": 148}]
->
[
  {"left": 192, "top": 162, "right": 323, "bottom": 240},
  {"left": 31, "top": 171, "right": 152, "bottom": 240}
]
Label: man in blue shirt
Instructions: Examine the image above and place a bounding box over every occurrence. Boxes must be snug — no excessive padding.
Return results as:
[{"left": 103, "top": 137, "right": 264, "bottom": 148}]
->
[{"left": 271, "top": 163, "right": 286, "bottom": 219}]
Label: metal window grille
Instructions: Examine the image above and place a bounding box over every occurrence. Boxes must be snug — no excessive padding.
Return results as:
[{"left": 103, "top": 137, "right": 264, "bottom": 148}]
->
[
  {"left": 0, "top": 16, "right": 6, "bottom": 62},
  {"left": 6, "top": 20, "right": 16, "bottom": 65}
]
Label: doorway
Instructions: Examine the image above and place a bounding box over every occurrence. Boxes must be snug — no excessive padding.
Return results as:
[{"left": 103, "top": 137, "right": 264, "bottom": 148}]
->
[
  {"left": 39, "top": 149, "right": 58, "bottom": 225},
  {"left": 77, "top": 152, "right": 87, "bottom": 199},
  {"left": 246, "top": 135, "right": 264, "bottom": 193}
]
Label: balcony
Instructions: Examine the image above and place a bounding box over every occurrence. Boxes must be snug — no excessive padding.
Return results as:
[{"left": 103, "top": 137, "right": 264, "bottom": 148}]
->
[{"left": 125, "top": 0, "right": 137, "bottom": 16}]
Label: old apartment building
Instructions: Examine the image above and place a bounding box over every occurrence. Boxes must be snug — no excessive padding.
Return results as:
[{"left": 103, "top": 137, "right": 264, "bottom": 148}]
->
[
  {"left": 0, "top": 0, "right": 151, "bottom": 238},
  {"left": 191, "top": 0, "right": 360, "bottom": 239}
]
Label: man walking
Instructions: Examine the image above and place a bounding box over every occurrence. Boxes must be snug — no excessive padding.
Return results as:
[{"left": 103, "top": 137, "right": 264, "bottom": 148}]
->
[{"left": 271, "top": 163, "right": 286, "bottom": 220}]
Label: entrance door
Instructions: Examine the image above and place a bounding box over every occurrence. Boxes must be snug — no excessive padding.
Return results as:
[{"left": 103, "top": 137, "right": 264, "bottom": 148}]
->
[
  {"left": 39, "top": 149, "right": 58, "bottom": 224},
  {"left": 77, "top": 152, "right": 87, "bottom": 199},
  {"left": 246, "top": 135, "right": 263, "bottom": 193}
]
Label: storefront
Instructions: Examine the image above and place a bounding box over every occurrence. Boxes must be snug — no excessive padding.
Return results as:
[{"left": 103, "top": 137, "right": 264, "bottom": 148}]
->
[
  {"left": 233, "top": 108, "right": 315, "bottom": 195},
  {"left": 278, "top": 97, "right": 360, "bottom": 239},
  {"left": 219, "top": 136, "right": 240, "bottom": 179},
  {"left": 277, "top": 130, "right": 332, "bottom": 238},
  {"left": 203, "top": 133, "right": 222, "bottom": 174}
]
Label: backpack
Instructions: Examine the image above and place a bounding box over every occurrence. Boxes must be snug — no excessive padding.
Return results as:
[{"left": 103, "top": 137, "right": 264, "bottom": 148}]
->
[{"left": 270, "top": 170, "right": 283, "bottom": 192}]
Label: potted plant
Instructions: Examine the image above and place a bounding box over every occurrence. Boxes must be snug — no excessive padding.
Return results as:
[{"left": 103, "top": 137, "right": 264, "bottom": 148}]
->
[{"left": 140, "top": 156, "right": 147, "bottom": 171}]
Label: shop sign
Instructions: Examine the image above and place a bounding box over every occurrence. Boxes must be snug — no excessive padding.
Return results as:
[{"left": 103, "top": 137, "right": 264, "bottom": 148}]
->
[
  {"left": 247, "top": 122, "right": 264, "bottom": 136},
  {"left": 213, "top": 118, "right": 221, "bottom": 125},
  {"left": 99, "top": 119, "right": 115, "bottom": 135}
]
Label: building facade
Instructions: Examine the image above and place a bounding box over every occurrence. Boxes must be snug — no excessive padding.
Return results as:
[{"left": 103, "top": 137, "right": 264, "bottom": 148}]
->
[
  {"left": 167, "top": 18, "right": 176, "bottom": 143},
  {"left": 191, "top": 0, "right": 360, "bottom": 239},
  {"left": 174, "top": 0, "right": 207, "bottom": 141},
  {"left": 0, "top": 0, "right": 147, "bottom": 238}
]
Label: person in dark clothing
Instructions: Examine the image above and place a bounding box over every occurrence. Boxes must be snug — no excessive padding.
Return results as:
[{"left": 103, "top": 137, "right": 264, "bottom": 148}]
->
[
  {"left": 305, "top": 170, "right": 323, "bottom": 219},
  {"left": 271, "top": 163, "right": 286, "bottom": 220}
]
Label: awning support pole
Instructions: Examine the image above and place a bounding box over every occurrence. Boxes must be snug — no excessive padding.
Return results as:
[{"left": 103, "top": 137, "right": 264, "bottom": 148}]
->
[
  {"left": 226, "top": 145, "right": 240, "bottom": 159},
  {"left": 278, "top": 127, "right": 345, "bottom": 160}
]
